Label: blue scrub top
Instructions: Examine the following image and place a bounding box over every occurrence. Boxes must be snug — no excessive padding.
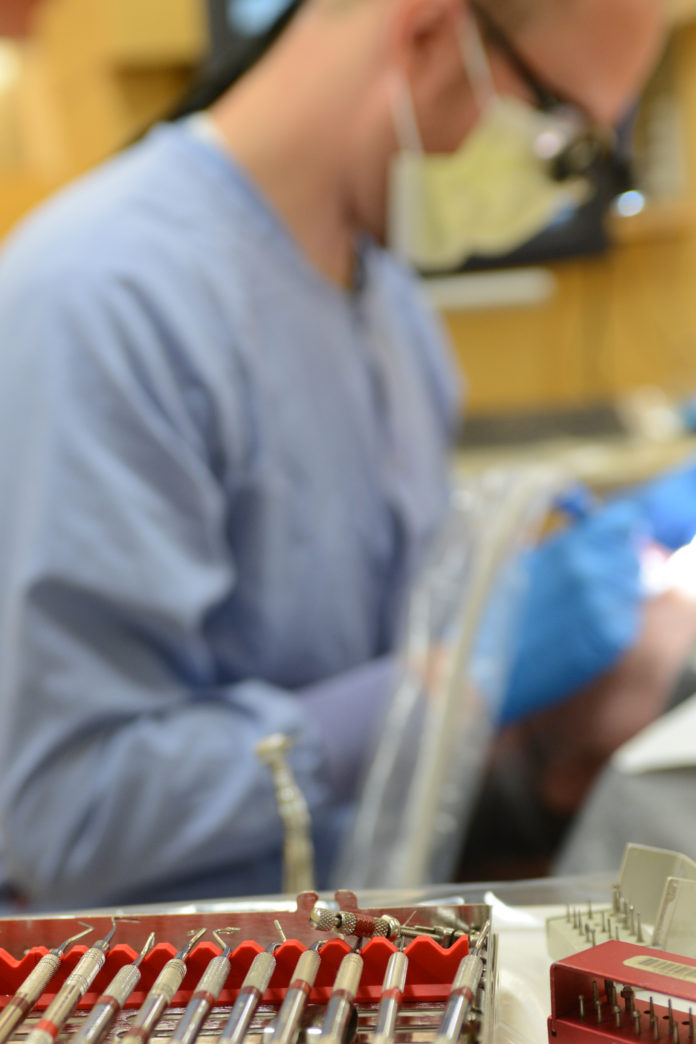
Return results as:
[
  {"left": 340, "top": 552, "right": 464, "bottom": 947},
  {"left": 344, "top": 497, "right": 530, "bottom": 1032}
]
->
[{"left": 0, "top": 119, "right": 459, "bottom": 906}]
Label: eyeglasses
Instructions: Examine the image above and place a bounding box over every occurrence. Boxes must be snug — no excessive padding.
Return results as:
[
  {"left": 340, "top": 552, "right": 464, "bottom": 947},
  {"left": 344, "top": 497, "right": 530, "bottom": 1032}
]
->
[
  {"left": 469, "top": 2, "right": 616, "bottom": 181},
  {"left": 470, "top": 2, "right": 582, "bottom": 115}
]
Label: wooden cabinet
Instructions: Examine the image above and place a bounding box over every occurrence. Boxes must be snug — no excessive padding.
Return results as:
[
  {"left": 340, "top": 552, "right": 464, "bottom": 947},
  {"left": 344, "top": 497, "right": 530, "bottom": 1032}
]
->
[
  {"left": 35, "top": 0, "right": 207, "bottom": 74},
  {"left": 0, "top": 0, "right": 208, "bottom": 238},
  {"left": 28, "top": 0, "right": 206, "bottom": 178},
  {"left": 447, "top": 17, "right": 696, "bottom": 416},
  {"left": 0, "top": 0, "right": 42, "bottom": 37}
]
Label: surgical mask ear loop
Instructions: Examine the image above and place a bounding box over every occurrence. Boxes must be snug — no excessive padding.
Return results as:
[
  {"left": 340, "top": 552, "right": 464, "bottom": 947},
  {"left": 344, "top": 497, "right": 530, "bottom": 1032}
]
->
[
  {"left": 458, "top": 8, "right": 496, "bottom": 112},
  {"left": 389, "top": 72, "right": 425, "bottom": 154},
  {"left": 390, "top": 6, "right": 496, "bottom": 155}
]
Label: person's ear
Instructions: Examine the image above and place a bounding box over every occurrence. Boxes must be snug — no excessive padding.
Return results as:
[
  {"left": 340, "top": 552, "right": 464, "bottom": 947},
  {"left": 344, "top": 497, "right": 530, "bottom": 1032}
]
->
[{"left": 387, "top": 0, "right": 466, "bottom": 85}]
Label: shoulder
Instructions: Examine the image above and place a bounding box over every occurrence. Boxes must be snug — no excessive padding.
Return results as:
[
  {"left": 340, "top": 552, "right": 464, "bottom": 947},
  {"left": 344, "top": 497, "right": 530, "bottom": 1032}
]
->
[
  {"left": 1, "top": 124, "right": 218, "bottom": 297},
  {"left": 0, "top": 127, "right": 257, "bottom": 461},
  {"left": 0, "top": 122, "right": 254, "bottom": 372}
]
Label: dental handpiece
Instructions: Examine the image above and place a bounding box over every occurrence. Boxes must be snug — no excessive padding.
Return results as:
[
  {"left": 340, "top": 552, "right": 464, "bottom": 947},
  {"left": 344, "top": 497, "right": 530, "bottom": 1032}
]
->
[
  {"left": 432, "top": 922, "right": 490, "bottom": 1044},
  {"left": 119, "top": 929, "right": 206, "bottom": 1044},
  {"left": 24, "top": 924, "right": 118, "bottom": 1044},
  {"left": 309, "top": 908, "right": 462, "bottom": 947},
  {"left": 170, "top": 930, "right": 238, "bottom": 1044},
  {"left": 372, "top": 949, "right": 408, "bottom": 1044},
  {"left": 317, "top": 950, "right": 363, "bottom": 1044},
  {"left": 0, "top": 925, "right": 93, "bottom": 1044},
  {"left": 267, "top": 946, "right": 322, "bottom": 1044},
  {"left": 70, "top": 933, "right": 156, "bottom": 1044}
]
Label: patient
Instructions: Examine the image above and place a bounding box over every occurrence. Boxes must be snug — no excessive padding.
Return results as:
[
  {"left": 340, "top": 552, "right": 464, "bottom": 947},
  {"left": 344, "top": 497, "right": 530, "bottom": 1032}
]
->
[{"left": 458, "top": 576, "right": 696, "bottom": 880}]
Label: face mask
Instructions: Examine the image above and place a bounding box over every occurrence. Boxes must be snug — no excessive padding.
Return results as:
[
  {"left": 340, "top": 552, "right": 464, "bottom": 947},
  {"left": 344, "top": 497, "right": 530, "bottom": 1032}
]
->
[{"left": 387, "top": 22, "right": 593, "bottom": 271}]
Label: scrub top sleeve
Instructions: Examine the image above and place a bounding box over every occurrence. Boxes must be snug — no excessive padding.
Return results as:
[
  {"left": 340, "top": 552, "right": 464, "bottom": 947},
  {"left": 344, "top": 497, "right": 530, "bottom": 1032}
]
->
[{"left": 0, "top": 271, "right": 333, "bottom": 905}]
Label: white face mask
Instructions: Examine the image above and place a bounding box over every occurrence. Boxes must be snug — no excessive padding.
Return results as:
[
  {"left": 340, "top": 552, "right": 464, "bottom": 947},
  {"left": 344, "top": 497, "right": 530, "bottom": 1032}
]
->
[{"left": 387, "top": 20, "right": 593, "bottom": 271}]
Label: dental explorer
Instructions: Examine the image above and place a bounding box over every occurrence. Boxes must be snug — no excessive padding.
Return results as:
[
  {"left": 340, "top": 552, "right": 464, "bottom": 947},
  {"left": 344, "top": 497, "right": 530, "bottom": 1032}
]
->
[
  {"left": 217, "top": 922, "right": 286, "bottom": 1044},
  {"left": 170, "top": 929, "right": 239, "bottom": 1044},
  {"left": 432, "top": 922, "right": 490, "bottom": 1044},
  {"left": 119, "top": 928, "right": 206, "bottom": 1044},
  {"left": 267, "top": 942, "right": 324, "bottom": 1044},
  {"left": 0, "top": 924, "right": 93, "bottom": 1044},
  {"left": 317, "top": 943, "right": 363, "bottom": 1044},
  {"left": 70, "top": 933, "right": 156, "bottom": 1044},
  {"left": 372, "top": 946, "right": 409, "bottom": 1044},
  {"left": 24, "top": 921, "right": 120, "bottom": 1044}
]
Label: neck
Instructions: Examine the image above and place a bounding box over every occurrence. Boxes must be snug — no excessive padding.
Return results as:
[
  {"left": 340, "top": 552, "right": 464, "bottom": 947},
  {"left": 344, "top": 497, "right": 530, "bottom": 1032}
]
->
[{"left": 210, "top": 12, "right": 379, "bottom": 288}]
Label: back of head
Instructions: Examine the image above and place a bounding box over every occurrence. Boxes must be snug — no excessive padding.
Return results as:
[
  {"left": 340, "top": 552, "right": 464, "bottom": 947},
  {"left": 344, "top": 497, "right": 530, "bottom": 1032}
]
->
[
  {"left": 170, "top": 0, "right": 660, "bottom": 138},
  {"left": 171, "top": 0, "right": 560, "bottom": 113}
]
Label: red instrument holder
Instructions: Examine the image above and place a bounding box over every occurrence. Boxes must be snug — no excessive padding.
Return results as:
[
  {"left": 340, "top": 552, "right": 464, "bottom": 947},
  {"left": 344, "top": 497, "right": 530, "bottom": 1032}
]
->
[
  {"left": 549, "top": 939, "right": 696, "bottom": 1044},
  {"left": 0, "top": 918, "right": 471, "bottom": 1012}
]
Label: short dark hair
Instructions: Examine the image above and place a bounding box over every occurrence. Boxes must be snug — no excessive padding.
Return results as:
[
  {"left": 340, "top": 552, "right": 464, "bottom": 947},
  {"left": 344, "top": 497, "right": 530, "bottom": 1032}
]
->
[
  {"left": 171, "top": 0, "right": 306, "bottom": 118},
  {"left": 477, "top": 0, "right": 540, "bottom": 32},
  {"left": 171, "top": 0, "right": 543, "bottom": 120}
]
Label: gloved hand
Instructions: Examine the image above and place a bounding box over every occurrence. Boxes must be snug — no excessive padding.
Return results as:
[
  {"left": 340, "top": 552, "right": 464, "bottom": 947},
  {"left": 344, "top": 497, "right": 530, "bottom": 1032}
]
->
[
  {"left": 500, "top": 500, "right": 648, "bottom": 725},
  {"left": 612, "top": 454, "right": 696, "bottom": 551}
]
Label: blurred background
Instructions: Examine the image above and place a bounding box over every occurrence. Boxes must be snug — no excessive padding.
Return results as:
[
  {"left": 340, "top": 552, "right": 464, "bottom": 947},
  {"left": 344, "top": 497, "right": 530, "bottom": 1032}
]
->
[
  {"left": 4, "top": 0, "right": 696, "bottom": 896},
  {"left": 3, "top": 0, "right": 696, "bottom": 448}
]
